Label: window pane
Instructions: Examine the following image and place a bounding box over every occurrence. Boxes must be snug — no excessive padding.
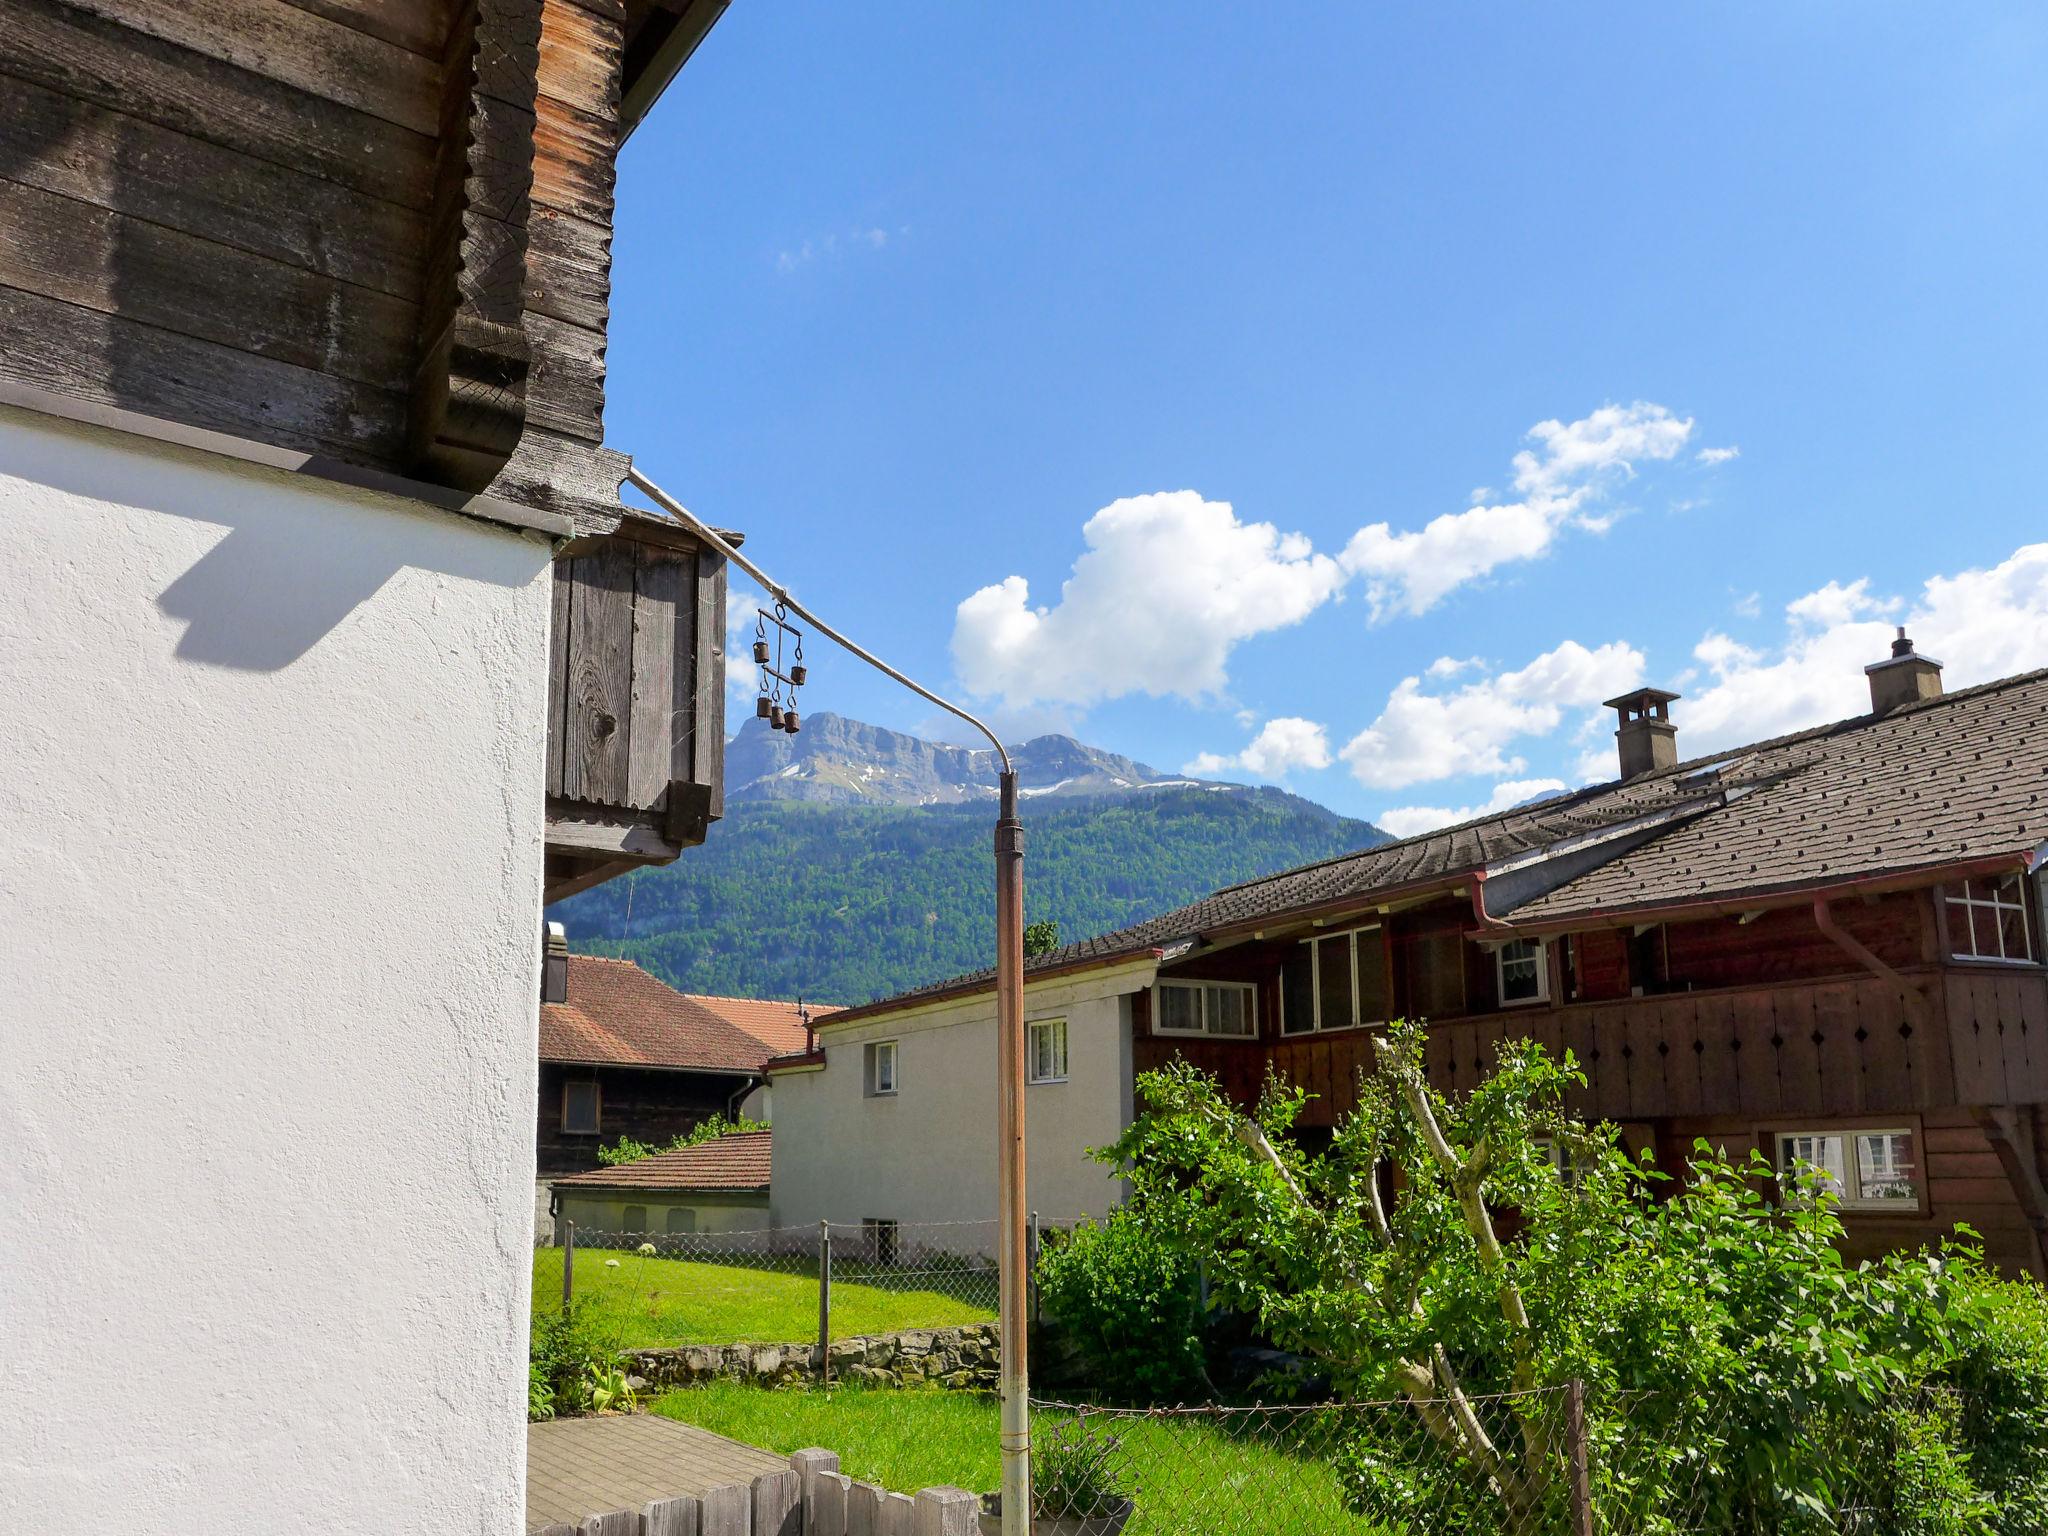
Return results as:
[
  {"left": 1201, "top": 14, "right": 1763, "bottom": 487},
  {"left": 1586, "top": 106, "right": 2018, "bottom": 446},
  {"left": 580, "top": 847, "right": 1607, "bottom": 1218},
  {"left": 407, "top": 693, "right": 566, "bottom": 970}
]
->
[
  {"left": 1158, "top": 985, "right": 1201, "bottom": 1033},
  {"left": 1209, "top": 986, "right": 1251, "bottom": 1037},
  {"left": 1281, "top": 949, "right": 1315, "bottom": 1035},
  {"left": 667, "top": 1208, "right": 696, "bottom": 1235},
  {"left": 1499, "top": 939, "right": 1544, "bottom": 1003},
  {"left": 623, "top": 1205, "right": 647, "bottom": 1232},
  {"left": 1408, "top": 934, "right": 1465, "bottom": 1019},
  {"left": 1030, "top": 1020, "right": 1067, "bottom": 1080},
  {"left": 1999, "top": 903, "right": 2032, "bottom": 962},
  {"left": 1318, "top": 935, "right": 1355, "bottom": 1029},
  {"left": 1781, "top": 1134, "right": 1845, "bottom": 1202},
  {"left": 1855, "top": 1132, "right": 1916, "bottom": 1205},
  {"left": 1971, "top": 904, "right": 2002, "bottom": 960},
  {"left": 564, "top": 1081, "right": 598, "bottom": 1133},
  {"left": 1355, "top": 929, "right": 1389, "bottom": 1023}
]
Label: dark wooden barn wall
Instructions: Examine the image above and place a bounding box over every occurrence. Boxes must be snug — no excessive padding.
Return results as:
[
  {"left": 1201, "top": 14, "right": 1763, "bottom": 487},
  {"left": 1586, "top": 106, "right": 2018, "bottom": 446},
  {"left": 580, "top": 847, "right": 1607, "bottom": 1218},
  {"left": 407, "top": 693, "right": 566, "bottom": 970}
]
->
[
  {"left": 536, "top": 1060, "right": 734, "bottom": 1177},
  {"left": 0, "top": 0, "right": 634, "bottom": 523}
]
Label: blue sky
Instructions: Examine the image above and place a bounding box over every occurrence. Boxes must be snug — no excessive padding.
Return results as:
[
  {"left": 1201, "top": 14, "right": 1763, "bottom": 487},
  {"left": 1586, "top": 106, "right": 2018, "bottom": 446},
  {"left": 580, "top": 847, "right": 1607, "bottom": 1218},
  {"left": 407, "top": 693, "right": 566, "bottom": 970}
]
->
[{"left": 610, "top": 4, "right": 2048, "bottom": 832}]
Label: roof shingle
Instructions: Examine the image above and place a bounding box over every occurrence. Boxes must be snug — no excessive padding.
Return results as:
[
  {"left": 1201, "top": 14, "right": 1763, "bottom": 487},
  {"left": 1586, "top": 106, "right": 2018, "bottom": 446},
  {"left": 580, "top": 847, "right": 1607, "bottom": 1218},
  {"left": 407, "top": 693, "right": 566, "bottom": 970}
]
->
[
  {"left": 540, "top": 957, "right": 787, "bottom": 1073},
  {"left": 551, "top": 1130, "right": 772, "bottom": 1192}
]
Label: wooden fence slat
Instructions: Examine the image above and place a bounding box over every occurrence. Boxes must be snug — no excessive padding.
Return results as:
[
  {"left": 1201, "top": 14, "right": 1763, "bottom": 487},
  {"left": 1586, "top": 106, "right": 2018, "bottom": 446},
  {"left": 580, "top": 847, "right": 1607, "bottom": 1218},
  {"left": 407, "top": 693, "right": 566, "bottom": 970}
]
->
[
  {"left": 560, "top": 546, "right": 635, "bottom": 805},
  {"left": 627, "top": 550, "right": 681, "bottom": 808}
]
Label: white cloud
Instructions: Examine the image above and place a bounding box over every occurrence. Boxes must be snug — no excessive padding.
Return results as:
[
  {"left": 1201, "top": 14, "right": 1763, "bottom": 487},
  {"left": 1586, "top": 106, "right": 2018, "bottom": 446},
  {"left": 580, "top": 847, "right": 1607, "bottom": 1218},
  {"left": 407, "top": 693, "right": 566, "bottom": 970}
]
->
[
  {"left": 950, "top": 491, "right": 1346, "bottom": 708},
  {"left": 1338, "top": 639, "right": 1647, "bottom": 790},
  {"left": 1427, "top": 654, "right": 1485, "bottom": 679},
  {"left": 1696, "top": 445, "right": 1741, "bottom": 466},
  {"left": 1184, "top": 716, "right": 1333, "bottom": 780},
  {"left": 1679, "top": 543, "right": 2048, "bottom": 753},
  {"left": 1377, "top": 778, "right": 1569, "bottom": 839},
  {"left": 1732, "top": 590, "right": 1762, "bottom": 619},
  {"left": 1338, "top": 402, "right": 1695, "bottom": 620},
  {"left": 777, "top": 226, "right": 893, "bottom": 272}
]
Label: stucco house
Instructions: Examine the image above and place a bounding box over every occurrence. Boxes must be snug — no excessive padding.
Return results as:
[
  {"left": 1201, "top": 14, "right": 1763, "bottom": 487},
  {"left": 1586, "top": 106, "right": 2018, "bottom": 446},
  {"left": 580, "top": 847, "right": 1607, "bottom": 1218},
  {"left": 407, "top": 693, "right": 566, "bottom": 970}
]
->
[
  {"left": 551, "top": 1128, "right": 774, "bottom": 1239},
  {"left": 769, "top": 641, "right": 2048, "bottom": 1278},
  {"left": 4, "top": 1, "right": 735, "bottom": 1528},
  {"left": 537, "top": 954, "right": 824, "bottom": 1226}
]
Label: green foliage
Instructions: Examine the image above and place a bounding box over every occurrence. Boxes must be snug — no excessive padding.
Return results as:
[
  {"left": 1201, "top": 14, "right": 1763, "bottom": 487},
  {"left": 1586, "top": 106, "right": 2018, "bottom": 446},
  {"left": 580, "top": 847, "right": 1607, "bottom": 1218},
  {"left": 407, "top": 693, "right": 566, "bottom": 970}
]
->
[
  {"left": 595, "top": 1113, "right": 766, "bottom": 1167},
  {"left": 1103, "top": 1025, "right": 2048, "bottom": 1529},
  {"left": 552, "top": 791, "right": 1384, "bottom": 1004},
  {"left": 585, "top": 1361, "right": 638, "bottom": 1415},
  {"left": 529, "top": 1303, "right": 624, "bottom": 1420},
  {"left": 1024, "top": 919, "right": 1061, "bottom": 957},
  {"left": 1036, "top": 1211, "right": 1207, "bottom": 1403},
  {"left": 1029, "top": 1418, "right": 1131, "bottom": 1518}
]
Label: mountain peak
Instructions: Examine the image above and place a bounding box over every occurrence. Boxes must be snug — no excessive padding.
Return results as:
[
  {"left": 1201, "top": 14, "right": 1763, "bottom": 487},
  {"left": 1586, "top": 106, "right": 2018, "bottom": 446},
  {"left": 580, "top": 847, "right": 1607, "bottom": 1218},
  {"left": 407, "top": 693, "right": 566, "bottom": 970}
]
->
[{"left": 726, "top": 711, "right": 1233, "bottom": 807}]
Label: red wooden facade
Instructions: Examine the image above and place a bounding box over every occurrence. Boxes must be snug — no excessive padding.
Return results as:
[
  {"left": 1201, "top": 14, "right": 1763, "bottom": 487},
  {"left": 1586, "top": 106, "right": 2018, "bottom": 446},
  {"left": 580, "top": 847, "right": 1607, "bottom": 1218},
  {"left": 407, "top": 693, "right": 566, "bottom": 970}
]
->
[{"left": 1134, "top": 878, "right": 2048, "bottom": 1277}]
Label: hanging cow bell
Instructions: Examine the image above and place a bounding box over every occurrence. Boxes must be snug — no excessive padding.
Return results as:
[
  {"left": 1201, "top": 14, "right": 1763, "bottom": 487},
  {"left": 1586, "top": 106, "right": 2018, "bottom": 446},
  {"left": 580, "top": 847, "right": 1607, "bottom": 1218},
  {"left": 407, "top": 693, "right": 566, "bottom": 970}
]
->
[
  {"left": 783, "top": 708, "right": 801, "bottom": 734},
  {"left": 756, "top": 694, "right": 773, "bottom": 719}
]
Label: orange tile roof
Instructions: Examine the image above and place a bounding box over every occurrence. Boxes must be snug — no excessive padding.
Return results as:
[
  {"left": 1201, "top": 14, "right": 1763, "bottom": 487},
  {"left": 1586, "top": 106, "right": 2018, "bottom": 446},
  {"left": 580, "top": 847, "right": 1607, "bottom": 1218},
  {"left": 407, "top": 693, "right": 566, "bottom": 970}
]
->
[
  {"left": 552, "top": 1130, "right": 772, "bottom": 1192},
  {"left": 541, "top": 956, "right": 785, "bottom": 1074},
  {"left": 688, "top": 993, "right": 839, "bottom": 1057}
]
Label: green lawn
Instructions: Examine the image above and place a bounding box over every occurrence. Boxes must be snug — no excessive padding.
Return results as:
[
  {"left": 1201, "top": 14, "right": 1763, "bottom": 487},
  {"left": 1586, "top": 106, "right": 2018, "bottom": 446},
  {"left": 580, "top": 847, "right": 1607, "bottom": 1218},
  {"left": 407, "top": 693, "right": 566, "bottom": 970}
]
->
[
  {"left": 654, "top": 1384, "right": 1388, "bottom": 1536},
  {"left": 532, "top": 1248, "right": 995, "bottom": 1348}
]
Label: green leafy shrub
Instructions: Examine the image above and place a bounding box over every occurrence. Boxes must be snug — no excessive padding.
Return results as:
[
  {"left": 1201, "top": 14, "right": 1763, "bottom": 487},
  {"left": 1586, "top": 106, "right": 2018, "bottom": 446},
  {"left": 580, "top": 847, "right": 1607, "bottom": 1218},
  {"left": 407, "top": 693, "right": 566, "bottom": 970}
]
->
[
  {"left": 596, "top": 1113, "right": 766, "bottom": 1167},
  {"left": 1945, "top": 1267, "right": 2048, "bottom": 1532},
  {"left": 1031, "top": 1418, "right": 1130, "bottom": 1518},
  {"left": 529, "top": 1304, "right": 624, "bottom": 1419},
  {"left": 1035, "top": 1209, "right": 1205, "bottom": 1403}
]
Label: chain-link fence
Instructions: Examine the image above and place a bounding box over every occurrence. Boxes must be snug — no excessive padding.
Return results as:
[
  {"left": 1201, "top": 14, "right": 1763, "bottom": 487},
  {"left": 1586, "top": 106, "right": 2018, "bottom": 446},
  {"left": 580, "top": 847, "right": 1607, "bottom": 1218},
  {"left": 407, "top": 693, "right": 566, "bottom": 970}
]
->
[
  {"left": 537, "top": 1216, "right": 1081, "bottom": 1346},
  {"left": 1026, "top": 1384, "right": 1986, "bottom": 1536}
]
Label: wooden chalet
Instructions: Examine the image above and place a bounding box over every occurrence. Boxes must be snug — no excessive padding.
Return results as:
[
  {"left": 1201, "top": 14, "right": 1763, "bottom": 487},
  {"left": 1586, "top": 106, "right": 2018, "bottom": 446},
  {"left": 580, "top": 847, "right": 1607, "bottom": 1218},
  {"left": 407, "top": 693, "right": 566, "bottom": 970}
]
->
[
  {"left": 823, "top": 640, "right": 2048, "bottom": 1278},
  {"left": 0, "top": 0, "right": 734, "bottom": 900}
]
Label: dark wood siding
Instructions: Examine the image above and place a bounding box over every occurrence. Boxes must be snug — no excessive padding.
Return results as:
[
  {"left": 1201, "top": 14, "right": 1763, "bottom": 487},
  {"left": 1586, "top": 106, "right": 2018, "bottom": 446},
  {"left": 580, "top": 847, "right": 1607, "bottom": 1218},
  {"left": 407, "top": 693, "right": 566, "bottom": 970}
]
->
[{"left": 537, "top": 1061, "right": 737, "bottom": 1177}]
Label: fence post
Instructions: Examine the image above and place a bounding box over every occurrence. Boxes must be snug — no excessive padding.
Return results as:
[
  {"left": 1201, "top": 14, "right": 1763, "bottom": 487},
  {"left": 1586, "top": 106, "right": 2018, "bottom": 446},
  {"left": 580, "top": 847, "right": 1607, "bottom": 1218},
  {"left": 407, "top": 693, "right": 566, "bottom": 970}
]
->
[
  {"left": 1566, "top": 1377, "right": 1594, "bottom": 1536},
  {"left": 818, "top": 1219, "right": 833, "bottom": 1384},
  {"left": 1027, "top": 1211, "right": 1041, "bottom": 1324},
  {"left": 562, "top": 1219, "right": 575, "bottom": 1311}
]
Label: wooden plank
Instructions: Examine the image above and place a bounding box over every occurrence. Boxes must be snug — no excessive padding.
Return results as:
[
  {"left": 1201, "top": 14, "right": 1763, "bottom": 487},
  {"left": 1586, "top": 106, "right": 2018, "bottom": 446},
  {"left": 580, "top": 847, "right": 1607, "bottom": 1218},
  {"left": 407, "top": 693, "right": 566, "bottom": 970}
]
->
[
  {"left": 1, "top": 0, "right": 435, "bottom": 206},
  {"left": 546, "top": 560, "right": 572, "bottom": 797},
  {"left": 538, "top": 0, "right": 622, "bottom": 118},
  {"left": 1661, "top": 997, "right": 1704, "bottom": 1119},
  {"left": 1694, "top": 995, "right": 1739, "bottom": 1119},
  {"left": 528, "top": 205, "right": 610, "bottom": 330},
  {"left": 1731, "top": 992, "right": 1781, "bottom": 1118},
  {"left": 1814, "top": 983, "right": 1862, "bottom": 1116},
  {"left": 1947, "top": 974, "right": 2006, "bottom": 1104},
  {"left": 628, "top": 550, "right": 682, "bottom": 807},
  {"left": 543, "top": 806, "right": 676, "bottom": 860},
  {"left": 0, "top": 74, "right": 426, "bottom": 301},
  {"left": 2019, "top": 976, "right": 2048, "bottom": 1099},
  {"left": 1622, "top": 1003, "right": 1662, "bottom": 1118},
  {"left": 0, "top": 281, "right": 404, "bottom": 463},
  {"left": 532, "top": 91, "right": 616, "bottom": 223},
  {"left": 1774, "top": 989, "right": 1825, "bottom": 1117},
  {"left": 1590, "top": 1006, "right": 1629, "bottom": 1122},
  {"left": 487, "top": 430, "right": 629, "bottom": 527},
  {"left": 0, "top": 178, "right": 417, "bottom": 391},
  {"left": 690, "top": 547, "right": 726, "bottom": 820},
  {"left": 526, "top": 310, "right": 606, "bottom": 443},
  {"left": 560, "top": 546, "right": 636, "bottom": 806},
  {"left": 1856, "top": 978, "right": 1914, "bottom": 1114},
  {"left": 61, "top": 0, "right": 440, "bottom": 134},
  {"left": 278, "top": 0, "right": 457, "bottom": 56}
]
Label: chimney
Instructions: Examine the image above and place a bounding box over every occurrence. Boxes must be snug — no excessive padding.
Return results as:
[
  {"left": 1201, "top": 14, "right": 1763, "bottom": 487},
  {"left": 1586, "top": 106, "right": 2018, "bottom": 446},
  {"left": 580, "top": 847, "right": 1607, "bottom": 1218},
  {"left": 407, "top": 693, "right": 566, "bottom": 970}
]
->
[
  {"left": 541, "top": 921, "right": 569, "bottom": 1003},
  {"left": 1603, "top": 687, "right": 1681, "bottom": 780},
  {"left": 1865, "top": 627, "right": 1943, "bottom": 714}
]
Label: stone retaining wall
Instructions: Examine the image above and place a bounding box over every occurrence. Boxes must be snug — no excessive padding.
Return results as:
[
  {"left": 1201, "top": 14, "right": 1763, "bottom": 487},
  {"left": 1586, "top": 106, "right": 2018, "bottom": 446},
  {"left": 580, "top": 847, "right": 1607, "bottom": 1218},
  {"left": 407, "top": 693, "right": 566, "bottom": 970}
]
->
[{"left": 624, "top": 1323, "right": 1001, "bottom": 1393}]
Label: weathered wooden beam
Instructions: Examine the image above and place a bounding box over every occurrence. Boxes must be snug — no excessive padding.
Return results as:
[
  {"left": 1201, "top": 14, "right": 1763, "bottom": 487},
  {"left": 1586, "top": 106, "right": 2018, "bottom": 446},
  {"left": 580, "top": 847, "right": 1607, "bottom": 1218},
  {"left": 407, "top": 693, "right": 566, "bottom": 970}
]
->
[
  {"left": 408, "top": 0, "right": 543, "bottom": 490},
  {"left": 276, "top": 0, "right": 458, "bottom": 58},
  {"left": 1, "top": 0, "right": 435, "bottom": 207},
  {"left": 628, "top": 550, "right": 684, "bottom": 808},
  {"left": 560, "top": 544, "right": 635, "bottom": 805},
  {"left": 544, "top": 807, "right": 678, "bottom": 860},
  {"left": 689, "top": 542, "right": 728, "bottom": 823}
]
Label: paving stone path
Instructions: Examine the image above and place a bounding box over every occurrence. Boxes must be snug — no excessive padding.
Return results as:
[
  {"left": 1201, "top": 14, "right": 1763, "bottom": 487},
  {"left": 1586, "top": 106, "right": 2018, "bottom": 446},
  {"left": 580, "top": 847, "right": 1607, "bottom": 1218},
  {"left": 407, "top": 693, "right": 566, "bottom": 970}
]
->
[{"left": 526, "top": 1413, "right": 789, "bottom": 1531}]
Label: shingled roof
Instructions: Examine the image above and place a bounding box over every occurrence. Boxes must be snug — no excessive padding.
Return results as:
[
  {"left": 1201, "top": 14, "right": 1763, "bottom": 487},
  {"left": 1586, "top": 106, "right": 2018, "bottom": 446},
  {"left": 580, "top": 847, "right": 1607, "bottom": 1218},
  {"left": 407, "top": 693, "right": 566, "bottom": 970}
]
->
[
  {"left": 551, "top": 1130, "right": 772, "bottom": 1193},
  {"left": 689, "top": 994, "right": 837, "bottom": 1057},
  {"left": 541, "top": 956, "right": 785, "bottom": 1074},
  {"left": 826, "top": 667, "right": 2048, "bottom": 1025}
]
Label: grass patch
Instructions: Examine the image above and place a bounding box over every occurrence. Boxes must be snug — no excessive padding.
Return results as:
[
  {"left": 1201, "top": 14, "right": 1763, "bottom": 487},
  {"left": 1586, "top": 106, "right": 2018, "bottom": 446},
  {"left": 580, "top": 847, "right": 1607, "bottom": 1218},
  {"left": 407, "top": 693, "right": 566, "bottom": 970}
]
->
[
  {"left": 655, "top": 1383, "right": 1388, "bottom": 1535},
  {"left": 532, "top": 1248, "right": 994, "bottom": 1349}
]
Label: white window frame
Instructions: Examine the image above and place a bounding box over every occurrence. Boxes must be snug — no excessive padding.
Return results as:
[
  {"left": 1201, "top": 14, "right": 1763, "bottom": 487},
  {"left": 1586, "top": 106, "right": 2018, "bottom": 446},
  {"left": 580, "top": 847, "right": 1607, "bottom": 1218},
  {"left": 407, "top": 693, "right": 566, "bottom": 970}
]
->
[
  {"left": 1153, "top": 979, "right": 1259, "bottom": 1039},
  {"left": 1284, "top": 925, "right": 1387, "bottom": 1036},
  {"left": 1495, "top": 937, "right": 1551, "bottom": 1008},
  {"left": 1028, "top": 1017, "right": 1069, "bottom": 1084},
  {"left": 1946, "top": 875, "right": 2037, "bottom": 966},
  {"left": 1775, "top": 1128, "right": 1921, "bottom": 1212},
  {"left": 865, "top": 1039, "right": 899, "bottom": 1097},
  {"left": 561, "top": 1078, "right": 601, "bottom": 1135}
]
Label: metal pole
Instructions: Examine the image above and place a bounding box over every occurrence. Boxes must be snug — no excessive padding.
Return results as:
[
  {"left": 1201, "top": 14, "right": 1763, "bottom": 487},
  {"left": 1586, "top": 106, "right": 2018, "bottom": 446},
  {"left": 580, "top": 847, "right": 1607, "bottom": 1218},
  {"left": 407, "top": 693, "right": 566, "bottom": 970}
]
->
[
  {"left": 562, "top": 1219, "right": 575, "bottom": 1311},
  {"left": 995, "top": 772, "right": 1030, "bottom": 1536},
  {"left": 1566, "top": 1377, "right": 1594, "bottom": 1536},
  {"left": 818, "top": 1219, "right": 833, "bottom": 1385},
  {"left": 624, "top": 461, "right": 1028, "bottom": 1521}
]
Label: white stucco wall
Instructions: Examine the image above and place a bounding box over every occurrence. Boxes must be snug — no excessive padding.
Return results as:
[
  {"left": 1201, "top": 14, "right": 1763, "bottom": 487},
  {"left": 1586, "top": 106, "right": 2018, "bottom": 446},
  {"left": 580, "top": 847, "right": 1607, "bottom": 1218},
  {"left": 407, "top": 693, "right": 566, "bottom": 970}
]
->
[
  {"left": 768, "top": 961, "right": 1153, "bottom": 1243},
  {"left": 0, "top": 406, "right": 553, "bottom": 1532},
  {"left": 554, "top": 1189, "right": 770, "bottom": 1237}
]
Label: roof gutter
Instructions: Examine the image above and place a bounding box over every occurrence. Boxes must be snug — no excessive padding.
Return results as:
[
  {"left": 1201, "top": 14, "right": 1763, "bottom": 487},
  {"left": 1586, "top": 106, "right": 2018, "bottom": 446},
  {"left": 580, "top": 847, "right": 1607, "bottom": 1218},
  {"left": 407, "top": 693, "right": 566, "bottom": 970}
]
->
[{"left": 1469, "top": 852, "right": 2029, "bottom": 939}]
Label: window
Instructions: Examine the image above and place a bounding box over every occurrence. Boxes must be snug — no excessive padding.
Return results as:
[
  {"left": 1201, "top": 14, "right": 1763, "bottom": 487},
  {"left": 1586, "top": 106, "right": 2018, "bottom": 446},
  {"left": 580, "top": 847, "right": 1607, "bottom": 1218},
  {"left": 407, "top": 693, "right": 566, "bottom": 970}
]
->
[
  {"left": 864, "top": 1040, "right": 899, "bottom": 1097},
  {"left": 1495, "top": 938, "right": 1550, "bottom": 1006},
  {"left": 561, "top": 1079, "right": 600, "bottom": 1135},
  {"left": 1028, "top": 1017, "right": 1069, "bottom": 1083},
  {"left": 622, "top": 1204, "right": 648, "bottom": 1232},
  {"left": 1776, "top": 1129, "right": 1919, "bottom": 1210},
  {"left": 1153, "top": 980, "right": 1258, "bottom": 1038},
  {"left": 1283, "top": 927, "right": 1389, "bottom": 1034},
  {"left": 864, "top": 1218, "right": 899, "bottom": 1267},
  {"left": 1532, "top": 1136, "right": 1588, "bottom": 1189},
  {"left": 666, "top": 1208, "right": 696, "bottom": 1235},
  {"left": 1947, "top": 875, "right": 2036, "bottom": 964}
]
